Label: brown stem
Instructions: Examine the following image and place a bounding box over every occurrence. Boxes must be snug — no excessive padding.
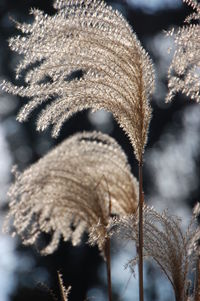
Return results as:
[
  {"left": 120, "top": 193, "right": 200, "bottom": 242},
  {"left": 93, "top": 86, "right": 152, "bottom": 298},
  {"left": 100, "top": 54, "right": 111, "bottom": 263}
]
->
[
  {"left": 139, "top": 160, "right": 144, "bottom": 301},
  {"left": 105, "top": 238, "right": 112, "bottom": 301}
]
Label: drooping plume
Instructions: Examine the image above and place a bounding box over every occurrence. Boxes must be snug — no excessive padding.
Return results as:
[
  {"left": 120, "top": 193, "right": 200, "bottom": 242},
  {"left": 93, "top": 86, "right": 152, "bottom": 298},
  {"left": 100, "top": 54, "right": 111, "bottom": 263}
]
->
[
  {"left": 1, "top": 0, "right": 155, "bottom": 161},
  {"left": 4, "top": 131, "right": 138, "bottom": 255},
  {"left": 109, "top": 205, "right": 198, "bottom": 301},
  {"left": 167, "top": 0, "right": 200, "bottom": 103}
]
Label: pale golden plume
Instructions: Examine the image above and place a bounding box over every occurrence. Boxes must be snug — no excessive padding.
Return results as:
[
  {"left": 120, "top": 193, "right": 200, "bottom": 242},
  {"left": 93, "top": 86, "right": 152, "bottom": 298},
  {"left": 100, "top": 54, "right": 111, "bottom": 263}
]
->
[
  {"left": 4, "top": 131, "right": 138, "bottom": 255},
  {"left": 166, "top": 0, "right": 200, "bottom": 103},
  {"left": 1, "top": 0, "right": 155, "bottom": 161},
  {"left": 109, "top": 205, "right": 198, "bottom": 301}
]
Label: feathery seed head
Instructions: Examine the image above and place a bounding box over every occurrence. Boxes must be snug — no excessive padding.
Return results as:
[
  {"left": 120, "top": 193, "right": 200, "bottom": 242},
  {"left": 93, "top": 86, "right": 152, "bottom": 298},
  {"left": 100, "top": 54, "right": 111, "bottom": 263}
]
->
[
  {"left": 109, "top": 205, "right": 198, "bottom": 301},
  {"left": 4, "top": 131, "right": 138, "bottom": 255},
  {"left": 166, "top": 0, "right": 200, "bottom": 103},
  {"left": 1, "top": 0, "right": 155, "bottom": 161}
]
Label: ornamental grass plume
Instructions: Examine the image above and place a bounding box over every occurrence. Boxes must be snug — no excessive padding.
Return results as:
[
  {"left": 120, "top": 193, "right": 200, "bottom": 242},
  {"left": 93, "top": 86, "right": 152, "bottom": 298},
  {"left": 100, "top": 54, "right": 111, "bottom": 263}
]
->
[
  {"left": 109, "top": 205, "right": 199, "bottom": 301},
  {"left": 1, "top": 1, "right": 155, "bottom": 300},
  {"left": 4, "top": 131, "right": 138, "bottom": 255},
  {"left": 190, "top": 203, "right": 200, "bottom": 301},
  {"left": 166, "top": 0, "right": 200, "bottom": 103},
  {"left": 1, "top": 0, "right": 155, "bottom": 162}
]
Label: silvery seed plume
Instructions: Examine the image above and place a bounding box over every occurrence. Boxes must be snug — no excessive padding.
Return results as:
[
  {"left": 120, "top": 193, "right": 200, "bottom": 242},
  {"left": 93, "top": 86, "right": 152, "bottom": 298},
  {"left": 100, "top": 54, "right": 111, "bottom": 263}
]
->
[
  {"left": 191, "top": 202, "right": 200, "bottom": 255},
  {"left": 109, "top": 205, "right": 198, "bottom": 301},
  {"left": 1, "top": 0, "right": 155, "bottom": 162},
  {"left": 166, "top": 0, "right": 200, "bottom": 103},
  {"left": 4, "top": 131, "right": 138, "bottom": 255}
]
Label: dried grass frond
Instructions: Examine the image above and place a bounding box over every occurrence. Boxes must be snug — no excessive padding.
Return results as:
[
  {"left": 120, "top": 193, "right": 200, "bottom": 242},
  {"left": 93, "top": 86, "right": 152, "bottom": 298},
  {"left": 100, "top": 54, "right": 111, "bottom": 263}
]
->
[
  {"left": 109, "top": 205, "right": 198, "bottom": 301},
  {"left": 57, "top": 272, "right": 71, "bottom": 301},
  {"left": 189, "top": 202, "right": 200, "bottom": 301},
  {"left": 1, "top": 0, "right": 155, "bottom": 161},
  {"left": 4, "top": 131, "right": 138, "bottom": 255},
  {"left": 166, "top": 0, "right": 200, "bottom": 103},
  {"left": 190, "top": 202, "right": 200, "bottom": 255}
]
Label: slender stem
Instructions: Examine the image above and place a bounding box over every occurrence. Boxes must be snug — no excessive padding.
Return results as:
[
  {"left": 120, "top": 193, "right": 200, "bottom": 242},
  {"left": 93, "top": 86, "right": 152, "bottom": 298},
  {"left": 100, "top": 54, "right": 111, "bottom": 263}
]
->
[
  {"left": 105, "top": 238, "right": 112, "bottom": 301},
  {"left": 139, "top": 160, "right": 144, "bottom": 301},
  {"left": 105, "top": 179, "right": 112, "bottom": 301}
]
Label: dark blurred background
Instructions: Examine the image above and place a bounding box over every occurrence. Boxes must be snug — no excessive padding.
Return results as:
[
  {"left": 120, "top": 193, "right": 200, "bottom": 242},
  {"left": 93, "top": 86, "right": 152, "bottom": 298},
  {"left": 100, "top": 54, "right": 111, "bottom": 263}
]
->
[{"left": 0, "top": 0, "right": 199, "bottom": 300}]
